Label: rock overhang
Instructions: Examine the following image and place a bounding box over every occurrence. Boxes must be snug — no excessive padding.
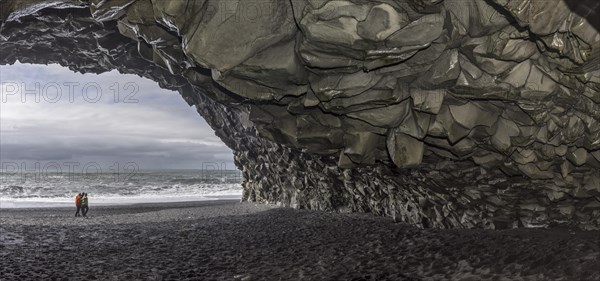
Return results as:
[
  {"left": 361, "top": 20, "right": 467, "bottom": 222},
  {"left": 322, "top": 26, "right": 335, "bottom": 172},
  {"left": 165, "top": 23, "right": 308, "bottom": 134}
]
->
[{"left": 1, "top": 0, "right": 599, "bottom": 230}]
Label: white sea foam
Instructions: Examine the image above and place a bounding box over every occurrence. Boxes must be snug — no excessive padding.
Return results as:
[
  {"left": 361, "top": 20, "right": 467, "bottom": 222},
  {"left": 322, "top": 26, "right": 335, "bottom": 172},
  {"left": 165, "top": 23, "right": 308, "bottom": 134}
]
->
[{"left": 0, "top": 193, "right": 242, "bottom": 208}]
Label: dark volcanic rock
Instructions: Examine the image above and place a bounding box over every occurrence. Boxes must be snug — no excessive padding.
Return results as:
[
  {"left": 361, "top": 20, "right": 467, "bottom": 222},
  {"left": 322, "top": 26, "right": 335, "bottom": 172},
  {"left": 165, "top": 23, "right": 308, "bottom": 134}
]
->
[{"left": 1, "top": 0, "right": 599, "bottom": 229}]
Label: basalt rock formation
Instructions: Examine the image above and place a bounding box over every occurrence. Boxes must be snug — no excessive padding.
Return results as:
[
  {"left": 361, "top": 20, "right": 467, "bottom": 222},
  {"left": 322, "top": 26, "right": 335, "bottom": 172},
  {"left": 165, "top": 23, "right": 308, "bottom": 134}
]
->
[{"left": 1, "top": 0, "right": 599, "bottom": 230}]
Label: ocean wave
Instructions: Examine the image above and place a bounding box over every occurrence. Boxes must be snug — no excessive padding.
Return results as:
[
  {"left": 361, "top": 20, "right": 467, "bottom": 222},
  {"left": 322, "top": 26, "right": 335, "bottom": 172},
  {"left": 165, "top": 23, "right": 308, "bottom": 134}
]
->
[
  {"left": 0, "top": 185, "right": 25, "bottom": 194},
  {"left": 0, "top": 184, "right": 242, "bottom": 199},
  {"left": 0, "top": 170, "right": 243, "bottom": 203}
]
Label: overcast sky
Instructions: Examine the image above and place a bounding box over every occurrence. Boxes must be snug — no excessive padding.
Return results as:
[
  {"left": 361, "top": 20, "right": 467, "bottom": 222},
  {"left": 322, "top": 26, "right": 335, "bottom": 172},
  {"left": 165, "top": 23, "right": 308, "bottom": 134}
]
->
[{"left": 0, "top": 62, "right": 236, "bottom": 171}]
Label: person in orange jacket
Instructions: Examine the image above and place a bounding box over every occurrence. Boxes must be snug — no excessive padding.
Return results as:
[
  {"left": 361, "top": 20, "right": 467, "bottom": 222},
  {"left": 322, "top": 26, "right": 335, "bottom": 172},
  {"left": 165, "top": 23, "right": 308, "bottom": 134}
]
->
[{"left": 75, "top": 193, "right": 83, "bottom": 217}]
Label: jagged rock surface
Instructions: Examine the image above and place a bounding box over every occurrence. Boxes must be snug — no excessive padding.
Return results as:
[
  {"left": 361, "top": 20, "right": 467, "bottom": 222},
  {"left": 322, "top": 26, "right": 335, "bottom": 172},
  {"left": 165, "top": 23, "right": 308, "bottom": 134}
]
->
[{"left": 1, "top": 0, "right": 599, "bottom": 229}]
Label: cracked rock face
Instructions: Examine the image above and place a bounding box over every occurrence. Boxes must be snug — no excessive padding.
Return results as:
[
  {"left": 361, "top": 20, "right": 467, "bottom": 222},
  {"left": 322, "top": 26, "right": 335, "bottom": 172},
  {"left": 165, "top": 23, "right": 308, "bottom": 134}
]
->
[{"left": 1, "top": 0, "right": 599, "bottom": 229}]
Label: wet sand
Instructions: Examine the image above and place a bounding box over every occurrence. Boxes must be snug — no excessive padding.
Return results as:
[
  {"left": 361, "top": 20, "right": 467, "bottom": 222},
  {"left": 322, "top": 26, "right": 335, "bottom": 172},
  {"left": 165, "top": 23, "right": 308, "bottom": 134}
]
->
[{"left": 1, "top": 200, "right": 599, "bottom": 280}]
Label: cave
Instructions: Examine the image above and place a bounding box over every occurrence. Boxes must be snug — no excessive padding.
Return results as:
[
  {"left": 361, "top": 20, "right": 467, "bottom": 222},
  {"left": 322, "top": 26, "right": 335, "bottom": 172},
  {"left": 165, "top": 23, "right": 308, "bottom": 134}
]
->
[{"left": 1, "top": 0, "right": 599, "bottom": 232}]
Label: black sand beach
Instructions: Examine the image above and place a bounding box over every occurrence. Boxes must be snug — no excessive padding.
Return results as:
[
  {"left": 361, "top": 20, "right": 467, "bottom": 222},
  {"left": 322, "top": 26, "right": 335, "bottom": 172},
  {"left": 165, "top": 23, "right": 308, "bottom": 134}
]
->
[{"left": 1, "top": 200, "right": 599, "bottom": 280}]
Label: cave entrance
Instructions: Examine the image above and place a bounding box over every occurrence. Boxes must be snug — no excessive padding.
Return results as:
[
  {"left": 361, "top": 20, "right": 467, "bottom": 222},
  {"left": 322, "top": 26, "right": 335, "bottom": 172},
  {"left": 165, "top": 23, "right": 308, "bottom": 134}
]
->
[{"left": 0, "top": 62, "right": 242, "bottom": 208}]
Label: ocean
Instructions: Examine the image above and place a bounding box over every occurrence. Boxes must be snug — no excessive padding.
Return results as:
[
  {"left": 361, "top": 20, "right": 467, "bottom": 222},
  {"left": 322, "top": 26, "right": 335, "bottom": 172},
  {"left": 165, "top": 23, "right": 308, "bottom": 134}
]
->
[{"left": 0, "top": 169, "right": 243, "bottom": 208}]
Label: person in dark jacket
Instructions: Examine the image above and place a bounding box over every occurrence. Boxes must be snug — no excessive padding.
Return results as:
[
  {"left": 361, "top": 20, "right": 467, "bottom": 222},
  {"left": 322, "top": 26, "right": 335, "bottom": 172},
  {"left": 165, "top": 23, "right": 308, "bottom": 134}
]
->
[{"left": 81, "top": 193, "right": 89, "bottom": 217}]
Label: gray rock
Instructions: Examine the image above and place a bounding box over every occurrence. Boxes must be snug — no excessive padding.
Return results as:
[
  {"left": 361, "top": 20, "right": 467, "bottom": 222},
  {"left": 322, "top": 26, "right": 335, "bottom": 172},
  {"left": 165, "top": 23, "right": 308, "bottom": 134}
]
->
[
  {"left": 411, "top": 89, "right": 445, "bottom": 114},
  {"left": 347, "top": 100, "right": 411, "bottom": 128},
  {"left": 183, "top": 0, "right": 297, "bottom": 73},
  {"left": 491, "top": 118, "right": 520, "bottom": 153},
  {"left": 1, "top": 0, "right": 599, "bottom": 230},
  {"left": 386, "top": 13, "right": 444, "bottom": 47},
  {"left": 356, "top": 3, "right": 409, "bottom": 42},
  {"left": 449, "top": 102, "right": 499, "bottom": 129},
  {"left": 387, "top": 132, "right": 425, "bottom": 168}
]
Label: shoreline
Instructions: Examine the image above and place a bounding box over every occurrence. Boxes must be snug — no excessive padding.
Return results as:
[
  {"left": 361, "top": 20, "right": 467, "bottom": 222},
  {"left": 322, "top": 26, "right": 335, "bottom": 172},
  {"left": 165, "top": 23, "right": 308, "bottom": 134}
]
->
[
  {"left": 0, "top": 194, "right": 242, "bottom": 209},
  {"left": 1, "top": 201, "right": 599, "bottom": 280},
  {"left": 0, "top": 199, "right": 246, "bottom": 213}
]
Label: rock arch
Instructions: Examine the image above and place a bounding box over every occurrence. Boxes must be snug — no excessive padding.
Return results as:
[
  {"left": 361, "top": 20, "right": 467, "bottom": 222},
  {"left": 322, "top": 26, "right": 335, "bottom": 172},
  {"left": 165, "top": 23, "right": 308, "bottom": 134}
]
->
[{"left": 1, "top": 0, "right": 599, "bottom": 229}]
